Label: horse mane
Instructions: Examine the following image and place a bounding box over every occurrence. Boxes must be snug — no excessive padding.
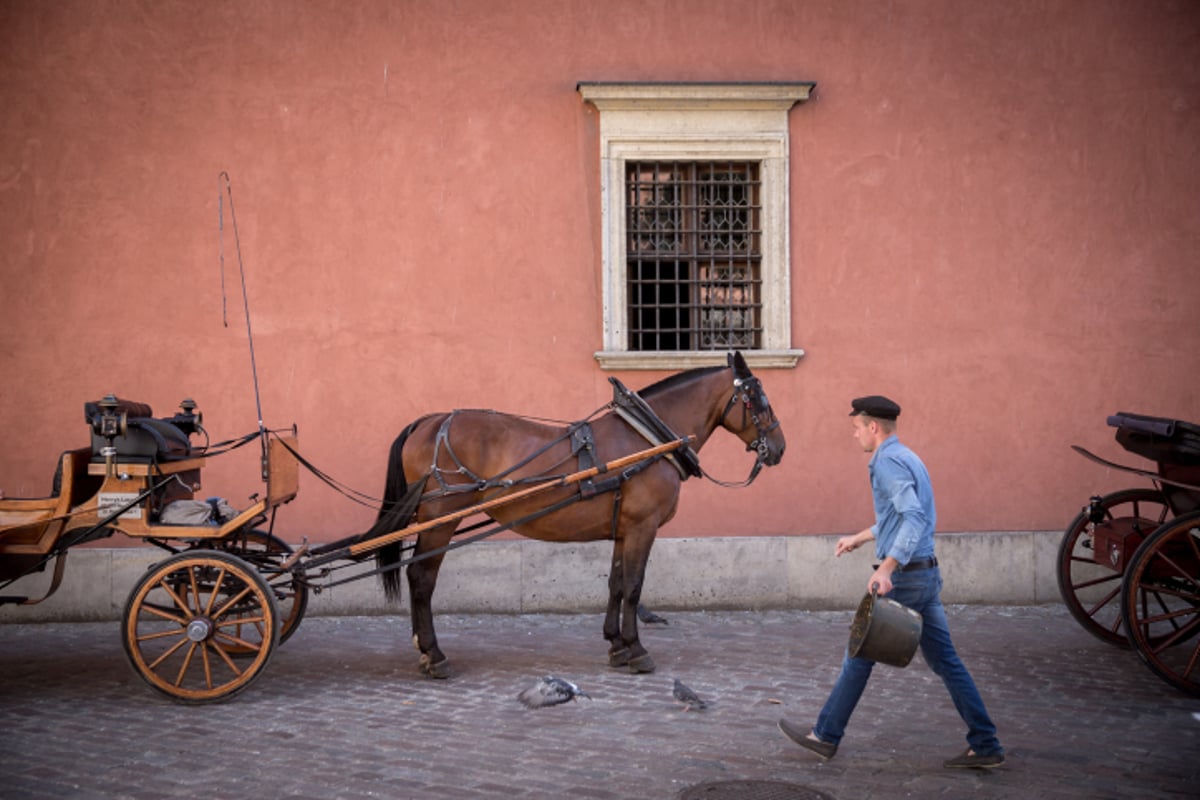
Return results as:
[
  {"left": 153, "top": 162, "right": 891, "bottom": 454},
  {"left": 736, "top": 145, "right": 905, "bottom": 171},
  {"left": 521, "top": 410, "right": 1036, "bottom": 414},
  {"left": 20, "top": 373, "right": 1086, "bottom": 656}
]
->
[{"left": 637, "top": 365, "right": 727, "bottom": 398}]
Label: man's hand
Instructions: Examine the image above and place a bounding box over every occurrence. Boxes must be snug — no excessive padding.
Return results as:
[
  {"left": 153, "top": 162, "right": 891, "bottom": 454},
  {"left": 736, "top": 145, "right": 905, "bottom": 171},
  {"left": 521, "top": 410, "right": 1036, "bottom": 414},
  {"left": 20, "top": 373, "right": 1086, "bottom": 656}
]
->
[
  {"left": 835, "top": 528, "right": 873, "bottom": 558},
  {"left": 869, "top": 565, "right": 894, "bottom": 596},
  {"left": 869, "top": 557, "right": 900, "bottom": 595}
]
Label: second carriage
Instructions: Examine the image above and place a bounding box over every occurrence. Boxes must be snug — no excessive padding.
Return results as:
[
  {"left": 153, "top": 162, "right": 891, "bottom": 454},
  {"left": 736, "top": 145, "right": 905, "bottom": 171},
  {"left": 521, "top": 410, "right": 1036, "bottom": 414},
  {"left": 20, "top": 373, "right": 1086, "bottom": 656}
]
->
[{"left": 1057, "top": 411, "right": 1200, "bottom": 696}]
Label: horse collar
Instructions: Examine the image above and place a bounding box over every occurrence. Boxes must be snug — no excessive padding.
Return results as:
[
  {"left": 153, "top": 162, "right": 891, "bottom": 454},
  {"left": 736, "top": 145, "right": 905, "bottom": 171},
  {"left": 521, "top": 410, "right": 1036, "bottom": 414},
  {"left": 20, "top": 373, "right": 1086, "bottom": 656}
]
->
[{"left": 608, "top": 377, "right": 702, "bottom": 479}]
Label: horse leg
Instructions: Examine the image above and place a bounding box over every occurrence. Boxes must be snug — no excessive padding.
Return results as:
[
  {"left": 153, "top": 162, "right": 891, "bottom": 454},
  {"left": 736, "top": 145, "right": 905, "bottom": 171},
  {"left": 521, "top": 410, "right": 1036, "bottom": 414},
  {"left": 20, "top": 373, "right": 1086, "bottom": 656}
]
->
[
  {"left": 616, "top": 522, "right": 658, "bottom": 674},
  {"left": 604, "top": 543, "right": 630, "bottom": 667},
  {"left": 407, "top": 524, "right": 455, "bottom": 679}
]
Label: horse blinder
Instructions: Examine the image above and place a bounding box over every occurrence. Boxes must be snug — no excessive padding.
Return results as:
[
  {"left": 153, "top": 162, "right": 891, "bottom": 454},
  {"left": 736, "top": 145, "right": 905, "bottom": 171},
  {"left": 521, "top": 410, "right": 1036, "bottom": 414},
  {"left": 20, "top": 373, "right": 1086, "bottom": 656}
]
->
[{"left": 728, "top": 376, "right": 778, "bottom": 460}]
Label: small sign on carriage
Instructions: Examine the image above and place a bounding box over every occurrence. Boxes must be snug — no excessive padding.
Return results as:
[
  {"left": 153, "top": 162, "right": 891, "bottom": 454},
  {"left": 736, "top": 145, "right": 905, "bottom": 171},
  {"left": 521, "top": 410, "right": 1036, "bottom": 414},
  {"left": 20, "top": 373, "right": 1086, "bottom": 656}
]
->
[{"left": 98, "top": 492, "right": 143, "bottom": 520}]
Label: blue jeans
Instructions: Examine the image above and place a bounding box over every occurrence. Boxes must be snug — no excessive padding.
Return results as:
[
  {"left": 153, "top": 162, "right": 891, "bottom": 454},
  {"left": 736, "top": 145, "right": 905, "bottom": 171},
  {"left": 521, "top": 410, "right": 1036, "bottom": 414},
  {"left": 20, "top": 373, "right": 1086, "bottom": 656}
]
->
[{"left": 813, "top": 567, "right": 1003, "bottom": 756}]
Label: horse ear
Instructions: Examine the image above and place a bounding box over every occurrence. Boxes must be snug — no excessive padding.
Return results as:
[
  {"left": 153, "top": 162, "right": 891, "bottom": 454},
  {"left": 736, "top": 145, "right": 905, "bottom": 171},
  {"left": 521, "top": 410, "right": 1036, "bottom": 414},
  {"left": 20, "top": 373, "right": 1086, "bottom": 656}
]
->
[{"left": 730, "top": 351, "right": 751, "bottom": 378}]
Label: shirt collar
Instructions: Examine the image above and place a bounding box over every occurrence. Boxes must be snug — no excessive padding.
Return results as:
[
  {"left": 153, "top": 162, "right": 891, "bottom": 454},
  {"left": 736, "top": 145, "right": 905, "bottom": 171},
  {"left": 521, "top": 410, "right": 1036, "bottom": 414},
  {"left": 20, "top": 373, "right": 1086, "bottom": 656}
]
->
[{"left": 868, "top": 434, "right": 899, "bottom": 469}]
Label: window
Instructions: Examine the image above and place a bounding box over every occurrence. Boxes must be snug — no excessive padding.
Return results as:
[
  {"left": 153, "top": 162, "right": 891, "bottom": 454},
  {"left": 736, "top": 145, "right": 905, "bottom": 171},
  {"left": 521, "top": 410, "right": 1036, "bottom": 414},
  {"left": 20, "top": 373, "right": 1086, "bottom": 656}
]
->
[
  {"left": 579, "top": 82, "right": 814, "bottom": 370},
  {"left": 627, "top": 160, "right": 761, "bottom": 351}
]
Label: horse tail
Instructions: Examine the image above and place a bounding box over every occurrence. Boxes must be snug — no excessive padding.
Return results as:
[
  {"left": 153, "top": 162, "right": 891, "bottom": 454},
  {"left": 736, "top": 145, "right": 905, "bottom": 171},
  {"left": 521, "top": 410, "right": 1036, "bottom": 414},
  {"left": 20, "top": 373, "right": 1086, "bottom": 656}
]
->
[{"left": 372, "top": 417, "right": 427, "bottom": 604}]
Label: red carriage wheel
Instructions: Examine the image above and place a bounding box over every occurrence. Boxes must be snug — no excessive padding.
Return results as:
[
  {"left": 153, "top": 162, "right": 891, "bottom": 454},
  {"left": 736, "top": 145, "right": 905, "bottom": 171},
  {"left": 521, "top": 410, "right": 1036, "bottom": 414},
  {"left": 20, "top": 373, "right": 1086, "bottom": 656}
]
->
[
  {"left": 1057, "top": 489, "right": 1170, "bottom": 646},
  {"left": 1120, "top": 511, "right": 1200, "bottom": 696},
  {"left": 122, "top": 551, "right": 280, "bottom": 703}
]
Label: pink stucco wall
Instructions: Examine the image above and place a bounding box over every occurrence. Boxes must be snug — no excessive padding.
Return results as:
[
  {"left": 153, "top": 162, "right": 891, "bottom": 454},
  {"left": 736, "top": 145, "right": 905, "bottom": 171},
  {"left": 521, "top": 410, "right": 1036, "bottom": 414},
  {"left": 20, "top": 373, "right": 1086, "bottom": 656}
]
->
[{"left": 2, "top": 0, "right": 1198, "bottom": 545}]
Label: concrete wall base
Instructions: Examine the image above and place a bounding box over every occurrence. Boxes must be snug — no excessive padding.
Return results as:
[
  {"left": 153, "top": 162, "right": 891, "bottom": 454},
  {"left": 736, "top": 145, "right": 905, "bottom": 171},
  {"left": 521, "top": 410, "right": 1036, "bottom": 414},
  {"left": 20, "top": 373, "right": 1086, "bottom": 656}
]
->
[{"left": 0, "top": 531, "right": 1064, "bottom": 623}]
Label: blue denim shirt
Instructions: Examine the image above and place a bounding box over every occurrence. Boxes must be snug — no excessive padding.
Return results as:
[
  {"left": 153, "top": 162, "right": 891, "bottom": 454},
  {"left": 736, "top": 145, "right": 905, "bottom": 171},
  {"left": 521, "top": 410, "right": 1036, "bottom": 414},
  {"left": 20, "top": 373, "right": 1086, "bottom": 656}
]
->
[{"left": 868, "top": 435, "right": 937, "bottom": 566}]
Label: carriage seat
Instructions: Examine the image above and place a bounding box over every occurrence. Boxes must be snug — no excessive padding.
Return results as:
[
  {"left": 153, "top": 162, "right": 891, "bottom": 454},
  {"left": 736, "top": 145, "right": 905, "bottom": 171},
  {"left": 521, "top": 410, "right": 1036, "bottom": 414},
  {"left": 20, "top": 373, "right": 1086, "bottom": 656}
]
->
[
  {"left": 1108, "top": 412, "right": 1200, "bottom": 467},
  {"left": 84, "top": 397, "right": 194, "bottom": 463},
  {"left": 0, "top": 447, "right": 100, "bottom": 552}
]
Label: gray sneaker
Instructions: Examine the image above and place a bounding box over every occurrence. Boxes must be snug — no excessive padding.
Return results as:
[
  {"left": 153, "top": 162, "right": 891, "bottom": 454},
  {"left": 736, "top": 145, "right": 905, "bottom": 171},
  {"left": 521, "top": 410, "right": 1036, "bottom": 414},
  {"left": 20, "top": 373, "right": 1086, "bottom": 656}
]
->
[
  {"left": 944, "top": 748, "right": 1005, "bottom": 769},
  {"left": 777, "top": 719, "right": 837, "bottom": 760}
]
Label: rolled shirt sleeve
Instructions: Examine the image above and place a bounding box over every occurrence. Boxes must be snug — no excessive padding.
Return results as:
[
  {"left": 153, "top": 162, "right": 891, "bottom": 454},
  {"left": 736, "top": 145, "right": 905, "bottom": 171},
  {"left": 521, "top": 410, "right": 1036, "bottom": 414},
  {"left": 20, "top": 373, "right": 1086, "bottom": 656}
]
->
[
  {"left": 882, "top": 471, "right": 927, "bottom": 565},
  {"left": 869, "top": 437, "right": 936, "bottom": 566}
]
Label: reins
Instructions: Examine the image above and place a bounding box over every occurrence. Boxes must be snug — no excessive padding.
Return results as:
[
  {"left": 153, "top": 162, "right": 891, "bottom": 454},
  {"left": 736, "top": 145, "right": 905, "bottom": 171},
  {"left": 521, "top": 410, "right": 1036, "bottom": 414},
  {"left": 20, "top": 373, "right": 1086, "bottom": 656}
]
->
[
  {"left": 299, "top": 438, "right": 691, "bottom": 587},
  {"left": 696, "top": 374, "right": 778, "bottom": 488},
  {"left": 280, "top": 370, "right": 775, "bottom": 521},
  {"left": 259, "top": 366, "right": 780, "bottom": 590}
]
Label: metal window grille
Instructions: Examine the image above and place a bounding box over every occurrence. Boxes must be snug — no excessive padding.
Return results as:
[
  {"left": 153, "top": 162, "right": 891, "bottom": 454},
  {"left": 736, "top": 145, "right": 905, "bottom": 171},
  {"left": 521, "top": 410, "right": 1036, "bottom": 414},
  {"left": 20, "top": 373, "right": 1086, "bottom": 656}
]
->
[{"left": 625, "top": 161, "right": 762, "bottom": 351}]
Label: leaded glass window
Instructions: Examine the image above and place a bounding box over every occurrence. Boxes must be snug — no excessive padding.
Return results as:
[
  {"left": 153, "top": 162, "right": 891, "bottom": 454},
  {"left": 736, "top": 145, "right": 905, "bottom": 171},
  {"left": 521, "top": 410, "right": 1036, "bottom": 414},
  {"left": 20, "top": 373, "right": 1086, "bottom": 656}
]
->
[{"left": 625, "top": 161, "right": 762, "bottom": 351}]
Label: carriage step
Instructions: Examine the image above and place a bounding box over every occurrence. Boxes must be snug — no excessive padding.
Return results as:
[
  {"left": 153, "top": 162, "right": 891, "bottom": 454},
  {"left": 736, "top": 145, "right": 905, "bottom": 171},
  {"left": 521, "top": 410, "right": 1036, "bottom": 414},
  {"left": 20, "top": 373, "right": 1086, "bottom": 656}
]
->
[{"left": 0, "top": 595, "right": 30, "bottom": 606}]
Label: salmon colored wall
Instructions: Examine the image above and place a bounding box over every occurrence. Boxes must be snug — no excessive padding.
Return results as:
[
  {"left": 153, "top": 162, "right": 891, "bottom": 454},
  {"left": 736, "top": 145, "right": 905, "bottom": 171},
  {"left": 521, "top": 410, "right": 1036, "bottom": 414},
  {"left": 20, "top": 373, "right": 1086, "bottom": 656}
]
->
[{"left": 2, "top": 1, "right": 1198, "bottom": 545}]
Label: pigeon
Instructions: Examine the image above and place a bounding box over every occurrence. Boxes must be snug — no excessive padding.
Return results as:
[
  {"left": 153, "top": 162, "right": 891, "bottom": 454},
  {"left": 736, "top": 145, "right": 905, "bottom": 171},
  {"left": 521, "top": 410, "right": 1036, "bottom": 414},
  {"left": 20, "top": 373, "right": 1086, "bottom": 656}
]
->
[
  {"left": 672, "top": 677, "right": 708, "bottom": 711},
  {"left": 637, "top": 603, "right": 669, "bottom": 625},
  {"left": 517, "top": 676, "right": 591, "bottom": 709}
]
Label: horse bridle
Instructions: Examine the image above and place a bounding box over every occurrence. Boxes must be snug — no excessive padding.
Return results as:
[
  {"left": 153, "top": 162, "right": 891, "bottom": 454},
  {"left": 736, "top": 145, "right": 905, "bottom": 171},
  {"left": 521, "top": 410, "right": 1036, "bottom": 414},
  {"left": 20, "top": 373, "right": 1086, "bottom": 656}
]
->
[{"left": 710, "top": 374, "right": 781, "bottom": 486}]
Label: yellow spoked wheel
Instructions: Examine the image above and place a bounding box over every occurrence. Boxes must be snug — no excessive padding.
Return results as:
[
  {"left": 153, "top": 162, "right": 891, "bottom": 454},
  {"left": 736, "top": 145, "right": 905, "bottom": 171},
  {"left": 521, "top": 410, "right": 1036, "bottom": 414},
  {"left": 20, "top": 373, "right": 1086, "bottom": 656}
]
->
[
  {"left": 122, "top": 551, "right": 280, "bottom": 703},
  {"left": 209, "top": 529, "right": 308, "bottom": 655}
]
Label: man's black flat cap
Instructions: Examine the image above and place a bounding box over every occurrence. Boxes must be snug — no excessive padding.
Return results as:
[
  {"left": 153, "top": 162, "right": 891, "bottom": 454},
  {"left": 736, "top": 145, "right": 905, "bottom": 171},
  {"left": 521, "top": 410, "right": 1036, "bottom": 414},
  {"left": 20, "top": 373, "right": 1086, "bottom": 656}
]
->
[{"left": 849, "top": 395, "right": 901, "bottom": 420}]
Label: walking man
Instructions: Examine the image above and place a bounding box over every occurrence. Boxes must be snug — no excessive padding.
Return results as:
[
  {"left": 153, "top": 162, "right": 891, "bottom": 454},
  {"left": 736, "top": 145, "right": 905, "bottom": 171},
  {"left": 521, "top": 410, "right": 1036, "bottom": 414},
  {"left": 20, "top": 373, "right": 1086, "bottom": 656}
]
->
[{"left": 778, "top": 395, "right": 1005, "bottom": 769}]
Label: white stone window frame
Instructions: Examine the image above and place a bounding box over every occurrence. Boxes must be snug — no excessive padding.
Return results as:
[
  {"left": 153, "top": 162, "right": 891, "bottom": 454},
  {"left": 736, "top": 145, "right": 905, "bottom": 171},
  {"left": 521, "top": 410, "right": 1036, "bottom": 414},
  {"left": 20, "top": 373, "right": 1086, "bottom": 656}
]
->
[{"left": 578, "top": 82, "right": 814, "bottom": 370}]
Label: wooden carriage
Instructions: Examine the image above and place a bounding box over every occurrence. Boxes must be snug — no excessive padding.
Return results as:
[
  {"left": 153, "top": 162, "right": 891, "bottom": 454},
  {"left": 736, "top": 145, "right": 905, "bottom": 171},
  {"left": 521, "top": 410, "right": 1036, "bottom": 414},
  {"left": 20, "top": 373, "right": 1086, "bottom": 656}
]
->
[{"left": 1, "top": 395, "right": 305, "bottom": 703}]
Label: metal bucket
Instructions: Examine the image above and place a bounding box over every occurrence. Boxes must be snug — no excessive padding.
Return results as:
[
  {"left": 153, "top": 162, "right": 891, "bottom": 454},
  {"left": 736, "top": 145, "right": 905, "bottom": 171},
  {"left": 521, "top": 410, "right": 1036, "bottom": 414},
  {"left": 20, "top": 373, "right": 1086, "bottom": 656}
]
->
[{"left": 847, "top": 589, "right": 923, "bottom": 667}]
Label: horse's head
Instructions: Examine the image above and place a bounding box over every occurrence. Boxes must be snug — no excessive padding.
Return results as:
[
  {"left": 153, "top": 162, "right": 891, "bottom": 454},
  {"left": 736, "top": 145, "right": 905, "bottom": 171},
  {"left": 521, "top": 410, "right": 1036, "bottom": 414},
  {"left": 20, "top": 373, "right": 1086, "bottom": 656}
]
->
[{"left": 720, "top": 352, "right": 786, "bottom": 468}]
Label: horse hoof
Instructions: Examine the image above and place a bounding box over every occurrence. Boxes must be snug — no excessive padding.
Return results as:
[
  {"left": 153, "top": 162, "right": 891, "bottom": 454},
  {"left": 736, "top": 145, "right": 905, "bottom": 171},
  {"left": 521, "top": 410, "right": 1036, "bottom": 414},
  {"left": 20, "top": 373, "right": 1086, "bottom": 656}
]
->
[
  {"left": 418, "top": 654, "right": 453, "bottom": 679},
  {"left": 427, "top": 661, "right": 452, "bottom": 679},
  {"left": 628, "top": 653, "right": 656, "bottom": 674},
  {"left": 608, "top": 647, "right": 632, "bottom": 667}
]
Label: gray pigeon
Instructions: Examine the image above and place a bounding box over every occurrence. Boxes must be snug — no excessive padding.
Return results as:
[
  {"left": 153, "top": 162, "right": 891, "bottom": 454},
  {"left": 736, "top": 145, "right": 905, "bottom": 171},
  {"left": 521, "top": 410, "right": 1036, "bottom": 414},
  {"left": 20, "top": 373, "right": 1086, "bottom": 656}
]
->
[
  {"left": 518, "top": 676, "right": 591, "bottom": 709},
  {"left": 673, "top": 677, "right": 708, "bottom": 711},
  {"left": 637, "top": 603, "right": 669, "bottom": 625}
]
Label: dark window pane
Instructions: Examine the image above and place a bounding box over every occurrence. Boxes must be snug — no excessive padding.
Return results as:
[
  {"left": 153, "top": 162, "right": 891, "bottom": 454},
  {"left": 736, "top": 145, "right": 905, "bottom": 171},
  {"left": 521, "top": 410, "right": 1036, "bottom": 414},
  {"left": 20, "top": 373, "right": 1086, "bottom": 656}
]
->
[{"left": 625, "top": 161, "right": 761, "bottom": 352}]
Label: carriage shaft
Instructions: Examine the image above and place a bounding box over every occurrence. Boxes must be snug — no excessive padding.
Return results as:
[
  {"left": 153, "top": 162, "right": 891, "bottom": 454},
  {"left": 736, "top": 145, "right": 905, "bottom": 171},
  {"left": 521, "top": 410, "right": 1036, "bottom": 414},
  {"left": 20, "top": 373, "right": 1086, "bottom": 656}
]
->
[{"left": 343, "top": 437, "right": 692, "bottom": 559}]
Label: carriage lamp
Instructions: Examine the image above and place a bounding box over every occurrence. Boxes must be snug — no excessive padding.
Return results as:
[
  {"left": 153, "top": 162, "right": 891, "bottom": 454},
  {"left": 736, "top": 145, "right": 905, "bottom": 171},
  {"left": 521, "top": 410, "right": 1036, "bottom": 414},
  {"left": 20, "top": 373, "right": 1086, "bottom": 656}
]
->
[
  {"left": 92, "top": 394, "right": 127, "bottom": 476},
  {"left": 92, "top": 394, "right": 127, "bottom": 440},
  {"left": 172, "top": 397, "right": 202, "bottom": 435}
]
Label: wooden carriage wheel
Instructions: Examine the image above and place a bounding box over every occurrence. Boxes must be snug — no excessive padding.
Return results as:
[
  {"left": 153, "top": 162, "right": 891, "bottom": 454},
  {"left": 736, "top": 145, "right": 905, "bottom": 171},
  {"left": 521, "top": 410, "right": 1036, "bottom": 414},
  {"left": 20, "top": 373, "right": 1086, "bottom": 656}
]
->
[
  {"left": 209, "top": 529, "right": 308, "bottom": 652},
  {"left": 1120, "top": 511, "right": 1200, "bottom": 696},
  {"left": 122, "top": 551, "right": 280, "bottom": 703},
  {"left": 1057, "top": 488, "right": 1170, "bottom": 646}
]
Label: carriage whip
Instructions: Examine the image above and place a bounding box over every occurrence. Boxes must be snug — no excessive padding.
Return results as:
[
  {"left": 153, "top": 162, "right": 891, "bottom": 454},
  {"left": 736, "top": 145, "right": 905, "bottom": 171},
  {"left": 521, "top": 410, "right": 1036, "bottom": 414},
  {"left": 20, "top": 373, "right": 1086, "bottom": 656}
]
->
[{"left": 218, "top": 172, "right": 270, "bottom": 479}]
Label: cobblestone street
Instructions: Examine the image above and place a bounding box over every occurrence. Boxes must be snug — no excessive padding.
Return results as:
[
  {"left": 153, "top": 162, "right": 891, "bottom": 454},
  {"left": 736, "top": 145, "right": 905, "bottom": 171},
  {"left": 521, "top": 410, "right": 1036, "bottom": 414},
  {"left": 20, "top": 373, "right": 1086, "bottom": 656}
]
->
[{"left": 2, "top": 605, "right": 1197, "bottom": 799}]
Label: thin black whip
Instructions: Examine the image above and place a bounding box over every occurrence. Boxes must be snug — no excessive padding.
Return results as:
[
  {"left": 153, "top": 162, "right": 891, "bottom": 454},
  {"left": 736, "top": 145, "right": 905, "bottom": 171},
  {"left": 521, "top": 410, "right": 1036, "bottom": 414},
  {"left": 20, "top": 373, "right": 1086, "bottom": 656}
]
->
[{"left": 218, "top": 171, "right": 269, "bottom": 478}]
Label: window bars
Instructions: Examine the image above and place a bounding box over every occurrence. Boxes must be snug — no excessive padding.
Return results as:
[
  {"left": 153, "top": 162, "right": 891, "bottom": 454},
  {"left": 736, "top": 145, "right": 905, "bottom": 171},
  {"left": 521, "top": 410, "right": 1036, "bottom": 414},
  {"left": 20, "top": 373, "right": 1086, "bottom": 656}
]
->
[{"left": 625, "top": 161, "right": 763, "bottom": 352}]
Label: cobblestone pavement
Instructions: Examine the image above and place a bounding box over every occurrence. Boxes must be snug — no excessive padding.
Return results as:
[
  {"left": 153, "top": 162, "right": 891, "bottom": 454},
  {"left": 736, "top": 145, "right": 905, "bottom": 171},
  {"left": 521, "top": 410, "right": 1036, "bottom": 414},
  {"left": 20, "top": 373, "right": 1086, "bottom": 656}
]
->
[{"left": 1, "top": 605, "right": 1198, "bottom": 800}]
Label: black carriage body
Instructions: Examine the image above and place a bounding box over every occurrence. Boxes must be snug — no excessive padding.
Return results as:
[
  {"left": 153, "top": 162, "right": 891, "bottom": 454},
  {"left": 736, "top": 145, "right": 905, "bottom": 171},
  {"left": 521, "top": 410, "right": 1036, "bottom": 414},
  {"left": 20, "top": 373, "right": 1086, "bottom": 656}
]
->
[
  {"left": 1108, "top": 412, "right": 1200, "bottom": 516},
  {"left": 1059, "top": 412, "right": 1200, "bottom": 697},
  {"left": 1087, "top": 413, "right": 1200, "bottom": 573}
]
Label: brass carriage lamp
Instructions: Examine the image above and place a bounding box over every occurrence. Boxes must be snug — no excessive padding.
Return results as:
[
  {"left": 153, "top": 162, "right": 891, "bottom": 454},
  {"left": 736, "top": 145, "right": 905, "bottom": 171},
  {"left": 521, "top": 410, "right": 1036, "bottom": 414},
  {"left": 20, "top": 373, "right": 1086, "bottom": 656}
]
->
[
  {"left": 92, "top": 394, "right": 126, "bottom": 476},
  {"left": 92, "top": 394, "right": 126, "bottom": 440}
]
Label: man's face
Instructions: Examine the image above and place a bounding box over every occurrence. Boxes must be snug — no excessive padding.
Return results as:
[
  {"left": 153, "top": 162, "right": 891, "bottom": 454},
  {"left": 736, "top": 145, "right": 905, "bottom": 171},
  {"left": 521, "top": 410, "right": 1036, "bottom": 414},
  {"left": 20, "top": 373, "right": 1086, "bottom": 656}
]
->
[{"left": 852, "top": 416, "right": 876, "bottom": 453}]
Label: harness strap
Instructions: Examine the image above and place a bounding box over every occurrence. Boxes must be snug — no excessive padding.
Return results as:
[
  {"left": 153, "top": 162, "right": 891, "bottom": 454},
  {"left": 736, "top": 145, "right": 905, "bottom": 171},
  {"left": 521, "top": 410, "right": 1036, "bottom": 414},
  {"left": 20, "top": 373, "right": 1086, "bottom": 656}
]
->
[
  {"left": 609, "top": 487, "right": 622, "bottom": 541},
  {"left": 431, "top": 411, "right": 587, "bottom": 493},
  {"left": 609, "top": 377, "right": 701, "bottom": 479}
]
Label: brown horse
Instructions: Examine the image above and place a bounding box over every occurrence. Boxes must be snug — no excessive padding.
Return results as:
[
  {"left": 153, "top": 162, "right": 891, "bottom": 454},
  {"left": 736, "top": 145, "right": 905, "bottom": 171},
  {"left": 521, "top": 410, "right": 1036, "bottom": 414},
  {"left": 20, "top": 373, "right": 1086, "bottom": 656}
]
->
[{"left": 371, "top": 352, "right": 785, "bottom": 677}]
